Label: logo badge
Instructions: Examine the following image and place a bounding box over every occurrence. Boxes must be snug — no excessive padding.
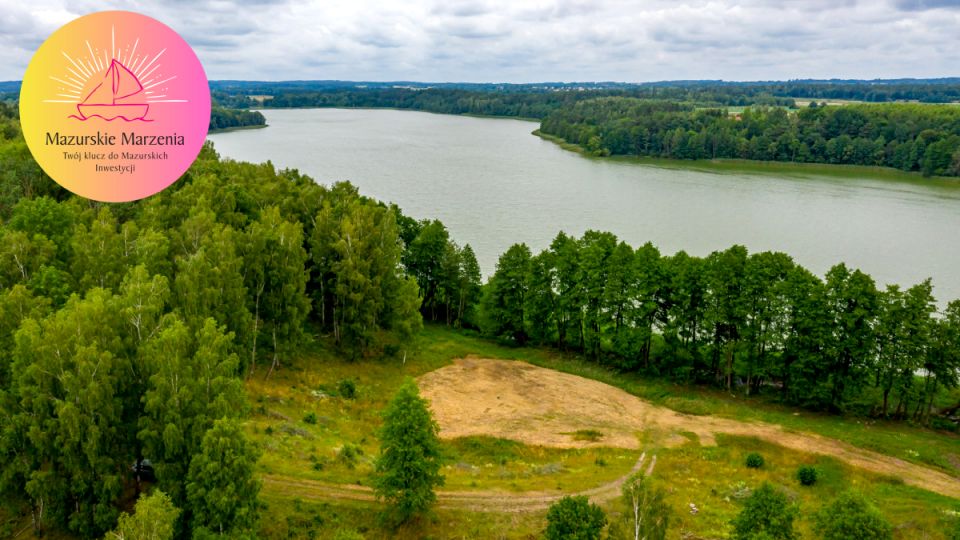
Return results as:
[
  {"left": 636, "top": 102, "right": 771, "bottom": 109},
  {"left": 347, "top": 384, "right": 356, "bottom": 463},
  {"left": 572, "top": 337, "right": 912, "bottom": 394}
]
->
[{"left": 20, "top": 11, "right": 211, "bottom": 202}]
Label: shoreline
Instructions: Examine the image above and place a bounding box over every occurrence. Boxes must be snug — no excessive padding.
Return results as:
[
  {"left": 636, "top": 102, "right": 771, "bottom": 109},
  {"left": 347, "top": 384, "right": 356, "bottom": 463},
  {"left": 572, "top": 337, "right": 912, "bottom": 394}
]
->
[
  {"left": 532, "top": 129, "right": 960, "bottom": 184},
  {"left": 210, "top": 106, "right": 958, "bottom": 185},
  {"left": 208, "top": 123, "right": 269, "bottom": 135},
  {"left": 248, "top": 104, "right": 541, "bottom": 123}
]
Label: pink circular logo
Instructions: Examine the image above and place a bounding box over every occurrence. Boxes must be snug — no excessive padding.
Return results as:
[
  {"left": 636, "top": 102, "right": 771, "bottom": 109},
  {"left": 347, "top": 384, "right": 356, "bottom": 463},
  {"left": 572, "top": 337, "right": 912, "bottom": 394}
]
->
[{"left": 20, "top": 11, "right": 211, "bottom": 202}]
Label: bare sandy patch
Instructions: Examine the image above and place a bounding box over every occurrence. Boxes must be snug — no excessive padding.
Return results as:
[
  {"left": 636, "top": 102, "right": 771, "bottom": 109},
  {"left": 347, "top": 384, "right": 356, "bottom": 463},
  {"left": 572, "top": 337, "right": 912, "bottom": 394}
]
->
[{"left": 418, "top": 357, "right": 960, "bottom": 499}]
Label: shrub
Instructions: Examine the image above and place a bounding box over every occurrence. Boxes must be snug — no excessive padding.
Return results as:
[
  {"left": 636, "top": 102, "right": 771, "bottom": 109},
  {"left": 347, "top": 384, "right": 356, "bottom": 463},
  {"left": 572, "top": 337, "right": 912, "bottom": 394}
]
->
[
  {"left": 337, "top": 378, "right": 358, "bottom": 399},
  {"left": 303, "top": 412, "right": 318, "bottom": 425},
  {"left": 731, "top": 483, "right": 798, "bottom": 540},
  {"left": 545, "top": 496, "right": 606, "bottom": 540},
  {"left": 797, "top": 466, "right": 818, "bottom": 486},
  {"left": 814, "top": 491, "right": 892, "bottom": 540},
  {"left": 950, "top": 511, "right": 960, "bottom": 540},
  {"left": 746, "top": 453, "right": 765, "bottom": 468},
  {"left": 572, "top": 429, "right": 603, "bottom": 442},
  {"left": 338, "top": 443, "right": 362, "bottom": 468}
]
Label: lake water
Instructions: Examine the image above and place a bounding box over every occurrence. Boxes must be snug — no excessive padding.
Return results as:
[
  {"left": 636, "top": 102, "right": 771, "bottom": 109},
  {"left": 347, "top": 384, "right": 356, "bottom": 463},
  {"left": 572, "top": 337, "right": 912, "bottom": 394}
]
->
[{"left": 209, "top": 108, "right": 960, "bottom": 305}]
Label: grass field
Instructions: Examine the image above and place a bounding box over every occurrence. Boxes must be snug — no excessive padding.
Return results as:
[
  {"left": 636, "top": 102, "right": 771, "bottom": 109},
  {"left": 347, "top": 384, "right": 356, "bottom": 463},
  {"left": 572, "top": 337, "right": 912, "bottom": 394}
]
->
[
  {"left": 249, "top": 325, "right": 960, "bottom": 539},
  {"left": 4, "top": 324, "right": 957, "bottom": 538}
]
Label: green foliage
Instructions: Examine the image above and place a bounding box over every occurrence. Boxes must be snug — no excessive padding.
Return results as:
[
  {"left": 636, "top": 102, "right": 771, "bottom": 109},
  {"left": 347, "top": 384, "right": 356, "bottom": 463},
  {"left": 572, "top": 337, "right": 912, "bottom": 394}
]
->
[
  {"left": 797, "top": 465, "right": 818, "bottom": 486},
  {"left": 475, "top": 227, "right": 960, "bottom": 422},
  {"left": 337, "top": 378, "right": 358, "bottom": 399},
  {"left": 139, "top": 317, "right": 245, "bottom": 505},
  {"left": 108, "top": 490, "right": 180, "bottom": 540},
  {"left": 303, "top": 412, "right": 318, "bottom": 425},
  {"left": 241, "top": 206, "right": 311, "bottom": 375},
  {"left": 813, "top": 491, "right": 893, "bottom": 540},
  {"left": 572, "top": 429, "right": 604, "bottom": 442},
  {"left": 186, "top": 418, "right": 261, "bottom": 536},
  {"left": 213, "top": 80, "right": 960, "bottom": 125},
  {"left": 950, "top": 511, "right": 960, "bottom": 540},
  {"left": 612, "top": 474, "right": 669, "bottom": 540},
  {"left": 10, "top": 288, "right": 129, "bottom": 537},
  {"left": 731, "top": 483, "right": 798, "bottom": 540},
  {"left": 209, "top": 106, "right": 266, "bottom": 131},
  {"left": 481, "top": 243, "right": 532, "bottom": 344},
  {"left": 746, "top": 453, "right": 765, "bottom": 468},
  {"left": 544, "top": 495, "right": 607, "bottom": 540},
  {"left": 332, "top": 529, "right": 366, "bottom": 540},
  {"left": 540, "top": 98, "right": 960, "bottom": 176},
  {"left": 374, "top": 379, "right": 444, "bottom": 525},
  {"left": 309, "top": 183, "right": 422, "bottom": 358},
  {"left": 337, "top": 443, "right": 362, "bottom": 468}
]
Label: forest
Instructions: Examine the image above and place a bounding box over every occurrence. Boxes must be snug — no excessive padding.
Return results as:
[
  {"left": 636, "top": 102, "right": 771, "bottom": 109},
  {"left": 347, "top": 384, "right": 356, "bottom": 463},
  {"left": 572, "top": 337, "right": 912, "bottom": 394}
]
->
[
  {"left": 0, "top": 93, "right": 958, "bottom": 539},
  {"left": 208, "top": 78, "right": 960, "bottom": 117},
  {"left": 0, "top": 100, "right": 443, "bottom": 538},
  {"left": 539, "top": 98, "right": 960, "bottom": 176},
  {"left": 208, "top": 106, "right": 266, "bottom": 132}
]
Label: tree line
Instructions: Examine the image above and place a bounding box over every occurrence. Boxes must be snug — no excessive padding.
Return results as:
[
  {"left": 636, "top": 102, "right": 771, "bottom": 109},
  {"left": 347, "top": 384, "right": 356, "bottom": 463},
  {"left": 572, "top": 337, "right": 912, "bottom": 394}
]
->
[
  {"left": 209, "top": 79, "right": 960, "bottom": 123},
  {"left": 540, "top": 98, "right": 960, "bottom": 176},
  {"left": 211, "top": 85, "right": 798, "bottom": 120},
  {"left": 208, "top": 106, "right": 266, "bottom": 132},
  {"left": 479, "top": 231, "right": 960, "bottom": 422}
]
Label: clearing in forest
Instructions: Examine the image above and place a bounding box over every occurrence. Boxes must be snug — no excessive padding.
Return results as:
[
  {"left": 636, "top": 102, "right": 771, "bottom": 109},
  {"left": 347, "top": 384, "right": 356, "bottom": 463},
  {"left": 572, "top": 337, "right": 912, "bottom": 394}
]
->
[{"left": 417, "top": 357, "right": 960, "bottom": 499}]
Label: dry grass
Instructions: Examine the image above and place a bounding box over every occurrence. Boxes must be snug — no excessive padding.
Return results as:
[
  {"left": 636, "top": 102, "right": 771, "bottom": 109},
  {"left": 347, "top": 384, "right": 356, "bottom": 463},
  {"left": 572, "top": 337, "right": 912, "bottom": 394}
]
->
[{"left": 419, "top": 357, "right": 960, "bottom": 499}]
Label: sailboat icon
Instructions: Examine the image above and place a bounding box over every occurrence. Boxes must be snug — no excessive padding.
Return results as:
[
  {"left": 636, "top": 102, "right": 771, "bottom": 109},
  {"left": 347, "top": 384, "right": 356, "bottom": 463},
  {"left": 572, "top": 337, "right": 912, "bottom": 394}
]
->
[{"left": 76, "top": 59, "right": 150, "bottom": 121}]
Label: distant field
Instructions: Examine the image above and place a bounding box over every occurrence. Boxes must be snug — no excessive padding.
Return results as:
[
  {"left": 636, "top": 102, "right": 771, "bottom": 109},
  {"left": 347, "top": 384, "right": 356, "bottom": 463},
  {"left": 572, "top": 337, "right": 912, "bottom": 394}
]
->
[{"left": 789, "top": 97, "right": 865, "bottom": 106}]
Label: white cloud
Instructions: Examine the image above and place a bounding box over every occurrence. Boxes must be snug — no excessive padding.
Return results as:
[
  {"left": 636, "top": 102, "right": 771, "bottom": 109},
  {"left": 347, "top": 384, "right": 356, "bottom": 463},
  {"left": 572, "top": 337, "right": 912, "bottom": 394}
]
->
[{"left": 1, "top": 0, "right": 958, "bottom": 81}]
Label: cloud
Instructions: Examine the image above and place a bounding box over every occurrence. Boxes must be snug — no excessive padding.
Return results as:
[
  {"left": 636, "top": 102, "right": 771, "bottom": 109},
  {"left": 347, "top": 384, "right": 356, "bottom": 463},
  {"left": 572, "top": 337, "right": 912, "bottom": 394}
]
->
[
  {"left": 894, "top": 0, "right": 960, "bottom": 10},
  {"left": 0, "top": 0, "right": 957, "bottom": 82}
]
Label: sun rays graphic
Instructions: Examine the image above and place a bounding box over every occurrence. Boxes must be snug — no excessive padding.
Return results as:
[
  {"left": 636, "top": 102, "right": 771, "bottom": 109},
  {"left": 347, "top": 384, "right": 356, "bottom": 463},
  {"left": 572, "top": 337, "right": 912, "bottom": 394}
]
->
[{"left": 43, "top": 25, "right": 187, "bottom": 121}]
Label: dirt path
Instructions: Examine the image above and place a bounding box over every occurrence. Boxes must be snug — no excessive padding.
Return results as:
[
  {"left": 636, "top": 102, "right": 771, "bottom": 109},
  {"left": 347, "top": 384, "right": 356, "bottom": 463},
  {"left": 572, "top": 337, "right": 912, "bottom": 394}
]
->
[
  {"left": 418, "top": 357, "right": 960, "bottom": 500},
  {"left": 262, "top": 452, "right": 652, "bottom": 513}
]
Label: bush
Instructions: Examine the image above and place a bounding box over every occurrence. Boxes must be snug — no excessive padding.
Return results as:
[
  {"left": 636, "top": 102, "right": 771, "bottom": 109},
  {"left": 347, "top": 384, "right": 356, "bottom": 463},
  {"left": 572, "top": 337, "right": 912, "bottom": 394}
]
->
[
  {"left": 731, "top": 483, "right": 798, "bottom": 540},
  {"left": 338, "top": 443, "right": 362, "bottom": 468},
  {"left": 545, "top": 496, "right": 606, "bottom": 540},
  {"left": 814, "top": 491, "right": 892, "bottom": 540},
  {"left": 746, "top": 453, "right": 765, "bottom": 468},
  {"left": 303, "top": 412, "right": 318, "bottom": 424},
  {"left": 572, "top": 429, "right": 603, "bottom": 442},
  {"left": 337, "top": 378, "right": 358, "bottom": 399},
  {"left": 797, "top": 466, "right": 818, "bottom": 486}
]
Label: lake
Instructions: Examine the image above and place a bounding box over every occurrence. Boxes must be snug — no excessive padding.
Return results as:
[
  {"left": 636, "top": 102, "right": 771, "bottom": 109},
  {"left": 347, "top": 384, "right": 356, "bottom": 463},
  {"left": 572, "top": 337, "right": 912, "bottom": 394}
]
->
[{"left": 209, "top": 108, "right": 960, "bottom": 305}]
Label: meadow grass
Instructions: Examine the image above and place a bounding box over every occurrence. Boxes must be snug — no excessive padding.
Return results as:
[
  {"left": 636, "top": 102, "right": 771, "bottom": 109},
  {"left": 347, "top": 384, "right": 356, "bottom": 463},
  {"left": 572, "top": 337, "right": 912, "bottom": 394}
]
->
[
  {"left": 653, "top": 434, "right": 957, "bottom": 540},
  {"left": 249, "top": 325, "right": 959, "bottom": 538},
  {"left": 419, "top": 325, "right": 959, "bottom": 475}
]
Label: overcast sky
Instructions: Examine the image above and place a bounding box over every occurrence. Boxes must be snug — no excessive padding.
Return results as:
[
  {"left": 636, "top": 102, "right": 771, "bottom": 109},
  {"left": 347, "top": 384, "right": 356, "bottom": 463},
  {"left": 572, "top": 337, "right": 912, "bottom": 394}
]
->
[{"left": 2, "top": 0, "right": 959, "bottom": 82}]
